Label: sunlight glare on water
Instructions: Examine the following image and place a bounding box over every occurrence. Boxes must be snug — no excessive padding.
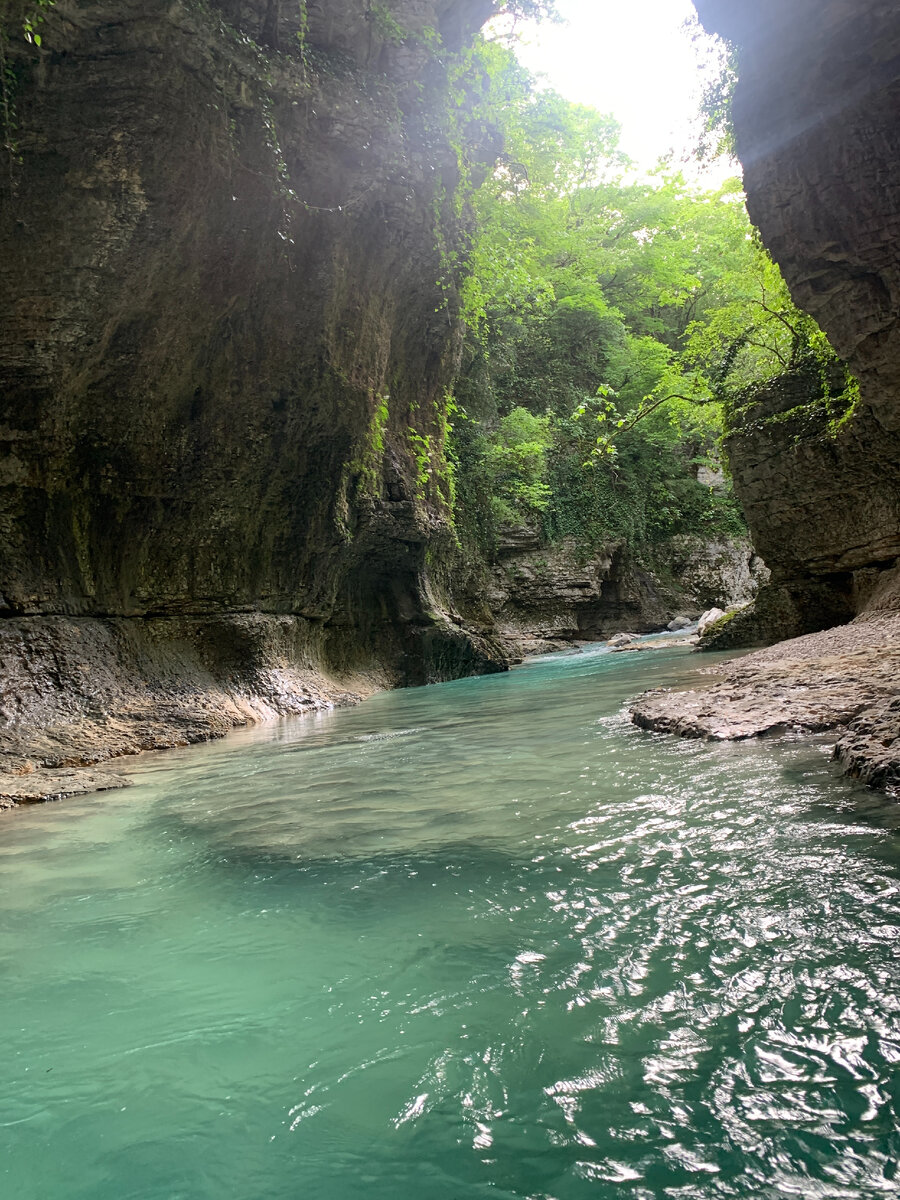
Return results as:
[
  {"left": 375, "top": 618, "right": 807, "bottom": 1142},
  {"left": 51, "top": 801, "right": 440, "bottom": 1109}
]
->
[{"left": 1, "top": 644, "right": 899, "bottom": 1199}]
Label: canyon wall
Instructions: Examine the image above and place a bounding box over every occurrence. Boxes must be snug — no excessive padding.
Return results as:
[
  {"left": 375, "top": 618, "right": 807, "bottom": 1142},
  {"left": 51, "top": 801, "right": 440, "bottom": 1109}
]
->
[
  {"left": 480, "top": 530, "right": 763, "bottom": 659},
  {"left": 693, "top": 0, "right": 900, "bottom": 643},
  {"left": 0, "top": 0, "right": 503, "bottom": 788}
]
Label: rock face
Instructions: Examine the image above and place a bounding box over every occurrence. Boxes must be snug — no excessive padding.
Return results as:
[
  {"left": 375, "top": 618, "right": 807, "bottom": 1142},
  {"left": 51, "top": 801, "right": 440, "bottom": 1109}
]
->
[
  {"left": 691, "top": 0, "right": 900, "bottom": 647},
  {"left": 485, "top": 534, "right": 662, "bottom": 656},
  {"left": 698, "top": 364, "right": 900, "bottom": 649},
  {"left": 0, "top": 0, "right": 505, "bottom": 793},
  {"left": 660, "top": 535, "right": 768, "bottom": 612},
  {"left": 482, "top": 529, "right": 762, "bottom": 658},
  {"left": 694, "top": 0, "right": 900, "bottom": 435},
  {"left": 725, "top": 370, "right": 900, "bottom": 581}
]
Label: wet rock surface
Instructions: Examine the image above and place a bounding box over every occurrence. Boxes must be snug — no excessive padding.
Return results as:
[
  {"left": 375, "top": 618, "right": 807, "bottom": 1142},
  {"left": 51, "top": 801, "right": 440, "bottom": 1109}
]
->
[
  {"left": 0, "top": 613, "right": 371, "bottom": 802},
  {"left": 631, "top": 613, "right": 900, "bottom": 794},
  {"left": 835, "top": 698, "right": 900, "bottom": 794},
  {"left": 0, "top": 767, "right": 131, "bottom": 809}
]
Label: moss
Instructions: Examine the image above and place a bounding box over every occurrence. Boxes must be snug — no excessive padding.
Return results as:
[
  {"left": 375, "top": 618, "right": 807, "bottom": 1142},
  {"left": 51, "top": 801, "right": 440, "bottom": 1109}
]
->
[
  {"left": 701, "top": 609, "right": 737, "bottom": 637},
  {"left": 725, "top": 357, "right": 859, "bottom": 445},
  {"left": 346, "top": 392, "right": 391, "bottom": 498}
]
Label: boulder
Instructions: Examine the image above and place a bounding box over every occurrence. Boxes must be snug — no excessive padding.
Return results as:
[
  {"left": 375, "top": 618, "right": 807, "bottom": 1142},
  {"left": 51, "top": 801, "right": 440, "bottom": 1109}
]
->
[
  {"left": 607, "top": 632, "right": 639, "bottom": 648},
  {"left": 698, "top": 607, "right": 726, "bottom": 637},
  {"left": 667, "top": 616, "right": 693, "bottom": 632}
]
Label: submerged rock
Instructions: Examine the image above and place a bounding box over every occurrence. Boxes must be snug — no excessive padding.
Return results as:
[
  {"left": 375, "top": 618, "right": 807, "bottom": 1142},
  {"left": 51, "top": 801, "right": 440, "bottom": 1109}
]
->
[{"left": 0, "top": 768, "right": 131, "bottom": 808}]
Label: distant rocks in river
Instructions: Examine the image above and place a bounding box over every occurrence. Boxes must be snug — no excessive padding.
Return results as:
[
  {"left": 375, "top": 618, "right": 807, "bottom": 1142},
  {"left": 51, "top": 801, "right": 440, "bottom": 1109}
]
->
[
  {"left": 666, "top": 616, "right": 693, "bottom": 632},
  {"left": 607, "top": 632, "right": 640, "bottom": 648},
  {"left": 612, "top": 636, "right": 699, "bottom": 653}
]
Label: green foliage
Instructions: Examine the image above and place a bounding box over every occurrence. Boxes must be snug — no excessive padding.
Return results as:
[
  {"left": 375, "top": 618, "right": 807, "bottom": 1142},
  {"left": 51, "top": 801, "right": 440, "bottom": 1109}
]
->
[
  {"left": 295, "top": 0, "right": 309, "bottom": 68},
  {"left": 446, "top": 404, "right": 497, "bottom": 550},
  {"left": 348, "top": 392, "right": 390, "bottom": 497},
  {"left": 482, "top": 407, "right": 553, "bottom": 526},
  {"left": 487, "top": 0, "right": 562, "bottom": 36},
  {"left": 446, "top": 39, "right": 849, "bottom": 561},
  {"left": 408, "top": 429, "right": 433, "bottom": 495},
  {"left": 368, "top": 3, "right": 408, "bottom": 47},
  {"left": 696, "top": 41, "right": 738, "bottom": 162},
  {"left": 546, "top": 402, "right": 745, "bottom": 547},
  {"left": 2, "top": 0, "right": 54, "bottom": 46},
  {"left": 1, "top": 0, "right": 55, "bottom": 179}
]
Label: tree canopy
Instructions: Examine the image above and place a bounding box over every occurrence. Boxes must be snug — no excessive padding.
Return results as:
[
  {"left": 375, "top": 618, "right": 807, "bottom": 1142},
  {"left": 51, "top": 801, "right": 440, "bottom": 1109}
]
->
[{"left": 446, "top": 37, "right": 851, "bottom": 549}]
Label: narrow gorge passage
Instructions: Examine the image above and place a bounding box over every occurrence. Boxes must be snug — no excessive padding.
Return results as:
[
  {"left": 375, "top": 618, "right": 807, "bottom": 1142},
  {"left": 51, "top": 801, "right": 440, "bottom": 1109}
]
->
[{"left": 2, "top": 645, "right": 898, "bottom": 1199}]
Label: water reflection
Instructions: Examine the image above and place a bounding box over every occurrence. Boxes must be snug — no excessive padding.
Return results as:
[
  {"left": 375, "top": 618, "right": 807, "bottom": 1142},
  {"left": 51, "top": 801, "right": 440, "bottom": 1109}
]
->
[{"left": 0, "top": 644, "right": 898, "bottom": 1199}]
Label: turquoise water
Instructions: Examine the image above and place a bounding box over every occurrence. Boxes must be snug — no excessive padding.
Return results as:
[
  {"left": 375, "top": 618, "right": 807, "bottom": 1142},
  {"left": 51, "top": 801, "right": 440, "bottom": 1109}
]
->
[{"left": 2, "top": 644, "right": 900, "bottom": 1199}]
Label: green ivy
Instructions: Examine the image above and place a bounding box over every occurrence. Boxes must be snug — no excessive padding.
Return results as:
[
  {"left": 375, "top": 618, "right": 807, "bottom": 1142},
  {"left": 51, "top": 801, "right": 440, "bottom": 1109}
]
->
[
  {"left": 368, "top": 3, "right": 408, "bottom": 47},
  {"left": 347, "top": 392, "right": 391, "bottom": 498}
]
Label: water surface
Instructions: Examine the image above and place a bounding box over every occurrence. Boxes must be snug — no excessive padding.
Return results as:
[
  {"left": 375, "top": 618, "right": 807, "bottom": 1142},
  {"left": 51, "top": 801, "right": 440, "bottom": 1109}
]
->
[{"left": 2, "top": 644, "right": 899, "bottom": 1199}]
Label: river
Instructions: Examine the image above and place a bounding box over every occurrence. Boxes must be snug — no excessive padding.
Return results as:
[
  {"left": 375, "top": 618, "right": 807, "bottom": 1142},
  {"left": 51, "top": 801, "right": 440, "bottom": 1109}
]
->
[{"left": 1, "top": 643, "right": 899, "bottom": 1198}]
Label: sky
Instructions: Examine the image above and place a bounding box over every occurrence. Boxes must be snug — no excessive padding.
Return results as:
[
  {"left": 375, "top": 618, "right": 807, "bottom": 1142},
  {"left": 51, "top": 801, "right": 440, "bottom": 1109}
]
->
[{"left": 507, "top": 0, "right": 731, "bottom": 176}]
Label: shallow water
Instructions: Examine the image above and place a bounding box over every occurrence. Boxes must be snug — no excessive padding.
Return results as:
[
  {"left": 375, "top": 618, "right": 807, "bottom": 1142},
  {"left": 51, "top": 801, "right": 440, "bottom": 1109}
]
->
[{"left": 2, "top": 644, "right": 899, "bottom": 1199}]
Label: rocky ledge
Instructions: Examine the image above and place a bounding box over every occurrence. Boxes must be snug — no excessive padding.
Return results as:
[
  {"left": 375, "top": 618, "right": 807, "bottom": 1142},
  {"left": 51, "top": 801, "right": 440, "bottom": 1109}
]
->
[
  {"left": 0, "top": 767, "right": 132, "bottom": 810},
  {"left": 0, "top": 612, "right": 382, "bottom": 807},
  {"left": 630, "top": 613, "right": 900, "bottom": 795},
  {"left": 481, "top": 529, "right": 763, "bottom": 660}
]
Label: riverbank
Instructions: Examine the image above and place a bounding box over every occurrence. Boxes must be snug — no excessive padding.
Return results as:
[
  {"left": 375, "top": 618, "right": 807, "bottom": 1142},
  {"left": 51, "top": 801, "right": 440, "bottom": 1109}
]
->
[
  {"left": 0, "top": 615, "right": 696, "bottom": 809},
  {"left": 0, "top": 614, "right": 384, "bottom": 808},
  {"left": 631, "top": 611, "right": 900, "bottom": 794}
]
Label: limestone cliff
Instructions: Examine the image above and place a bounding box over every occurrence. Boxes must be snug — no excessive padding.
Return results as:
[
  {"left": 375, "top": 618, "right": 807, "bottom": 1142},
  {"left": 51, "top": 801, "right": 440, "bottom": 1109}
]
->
[
  {"left": 693, "top": 0, "right": 900, "bottom": 642},
  {"left": 0, "top": 0, "right": 503, "bottom": 795},
  {"left": 694, "top": 0, "right": 900, "bottom": 436},
  {"left": 480, "top": 530, "right": 764, "bottom": 658},
  {"left": 634, "top": 0, "right": 900, "bottom": 793}
]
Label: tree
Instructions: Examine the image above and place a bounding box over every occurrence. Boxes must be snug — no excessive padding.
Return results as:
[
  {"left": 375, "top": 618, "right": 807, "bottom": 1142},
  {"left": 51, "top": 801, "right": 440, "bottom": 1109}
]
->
[{"left": 448, "top": 37, "right": 846, "bottom": 550}]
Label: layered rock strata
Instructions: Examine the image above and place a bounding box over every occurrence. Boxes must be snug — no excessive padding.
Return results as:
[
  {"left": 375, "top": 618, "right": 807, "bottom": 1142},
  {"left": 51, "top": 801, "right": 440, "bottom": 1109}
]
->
[
  {"left": 483, "top": 530, "right": 764, "bottom": 659},
  {"left": 0, "top": 0, "right": 503, "bottom": 799},
  {"left": 632, "top": 607, "right": 900, "bottom": 794},
  {"left": 700, "top": 365, "right": 900, "bottom": 650}
]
